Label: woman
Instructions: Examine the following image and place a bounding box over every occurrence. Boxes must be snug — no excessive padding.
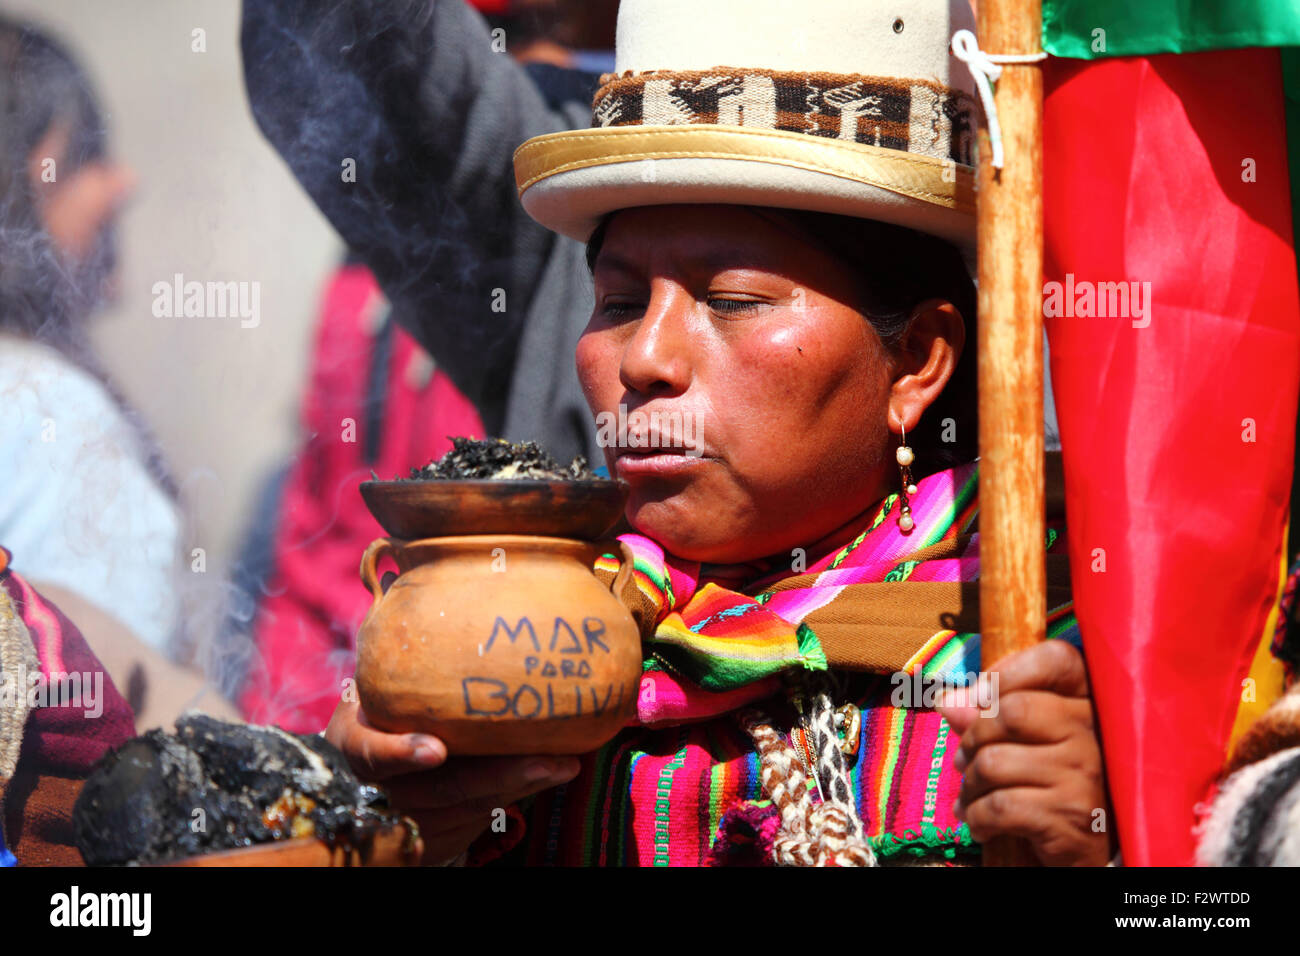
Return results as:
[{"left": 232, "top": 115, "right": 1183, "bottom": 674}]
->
[
  {"left": 0, "top": 17, "right": 233, "bottom": 729},
  {"left": 324, "top": 0, "right": 1113, "bottom": 866},
  {"left": 0, "top": 16, "right": 174, "bottom": 640}
]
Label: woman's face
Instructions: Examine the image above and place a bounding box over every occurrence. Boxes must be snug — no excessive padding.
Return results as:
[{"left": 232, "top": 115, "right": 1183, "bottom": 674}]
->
[
  {"left": 27, "top": 120, "right": 134, "bottom": 298},
  {"left": 577, "top": 204, "right": 904, "bottom": 564}
]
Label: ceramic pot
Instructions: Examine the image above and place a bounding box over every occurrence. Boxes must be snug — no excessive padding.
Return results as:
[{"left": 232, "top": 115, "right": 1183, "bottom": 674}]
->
[{"left": 355, "top": 535, "right": 642, "bottom": 755}]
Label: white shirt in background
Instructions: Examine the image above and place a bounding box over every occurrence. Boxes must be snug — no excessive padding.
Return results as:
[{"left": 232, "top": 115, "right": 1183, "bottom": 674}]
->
[{"left": 0, "top": 335, "right": 181, "bottom": 651}]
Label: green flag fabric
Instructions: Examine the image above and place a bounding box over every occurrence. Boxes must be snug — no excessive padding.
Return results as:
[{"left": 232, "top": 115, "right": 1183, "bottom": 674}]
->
[{"left": 1043, "top": 0, "right": 1300, "bottom": 59}]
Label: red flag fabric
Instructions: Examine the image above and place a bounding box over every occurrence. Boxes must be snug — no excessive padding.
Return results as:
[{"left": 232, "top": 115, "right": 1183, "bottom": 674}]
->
[{"left": 1043, "top": 49, "right": 1300, "bottom": 865}]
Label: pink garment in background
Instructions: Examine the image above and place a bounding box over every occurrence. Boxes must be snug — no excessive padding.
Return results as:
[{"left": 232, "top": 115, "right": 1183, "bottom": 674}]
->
[{"left": 240, "top": 266, "right": 484, "bottom": 731}]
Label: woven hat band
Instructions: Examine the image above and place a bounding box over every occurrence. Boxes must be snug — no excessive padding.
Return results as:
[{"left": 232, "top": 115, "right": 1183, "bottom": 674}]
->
[{"left": 592, "top": 67, "right": 977, "bottom": 167}]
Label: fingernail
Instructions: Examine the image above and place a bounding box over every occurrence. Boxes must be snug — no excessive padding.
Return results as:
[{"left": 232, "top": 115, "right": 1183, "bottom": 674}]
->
[
  {"left": 526, "top": 758, "right": 580, "bottom": 784},
  {"left": 409, "top": 735, "right": 445, "bottom": 764},
  {"left": 524, "top": 760, "right": 560, "bottom": 783},
  {"left": 940, "top": 689, "right": 959, "bottom": 710},
  {"left": 553, "top": 757, "right": 581, "bottom": 781},
  {"left": 952, "top": 798, "right": 965, "bottom": 821},
  {"left": 952, "top": 748, "right": 968, "bottom": 772}
]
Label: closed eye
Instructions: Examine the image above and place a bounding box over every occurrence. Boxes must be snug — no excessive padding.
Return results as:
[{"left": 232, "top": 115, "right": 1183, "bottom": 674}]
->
[
  {"left": 598, "top": 296, "right": 769, "bottom": 321},
  {"left": 600, "top": 301, "right": 643, "bottom": 320},
  {"left": 708, "top": 297, "right": 767, "bottom": 316}
]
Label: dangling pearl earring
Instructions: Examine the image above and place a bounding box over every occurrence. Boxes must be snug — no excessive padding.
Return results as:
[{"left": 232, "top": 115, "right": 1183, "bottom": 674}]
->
[{"left": 897, "top": 425, "right": 917, "bottom": 533}]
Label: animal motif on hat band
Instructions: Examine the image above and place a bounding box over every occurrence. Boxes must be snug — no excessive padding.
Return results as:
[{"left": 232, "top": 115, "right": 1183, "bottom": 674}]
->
[{"left": 592, "top": 67, "right": 977, "bottom": 167}]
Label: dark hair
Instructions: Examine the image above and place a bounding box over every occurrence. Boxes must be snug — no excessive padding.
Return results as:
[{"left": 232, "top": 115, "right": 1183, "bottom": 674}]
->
[
  {"left": 0, "top": 15, "right": 114, "bottom": 344},
  {"left": 585, "top": 207, "right": 979, "bottom": 474}
]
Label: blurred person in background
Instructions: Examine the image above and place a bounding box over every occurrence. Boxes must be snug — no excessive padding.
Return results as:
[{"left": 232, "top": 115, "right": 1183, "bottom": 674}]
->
[
  {"left": 241, "top": 0, "right": 619, "bottom": 471},
  {"left": 0, "top": 549, "right": 137, "bottom": 866},
  {"left": 232, "top": 0, "right": 616, "bottom": 731},
  {"left": 0, "top": 16, "right": 235, "bottom": 730},
  {"left": 479, "top": 0, "right": 618, "bottom": 75},
  {"left": 234, "top": 261, "right": 484, "bottom": 730}
]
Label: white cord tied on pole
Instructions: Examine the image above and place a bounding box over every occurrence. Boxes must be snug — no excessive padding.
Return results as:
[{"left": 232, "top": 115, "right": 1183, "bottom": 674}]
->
[{"left": 951, "top": 28, "right": 1047, "bottom": 170}]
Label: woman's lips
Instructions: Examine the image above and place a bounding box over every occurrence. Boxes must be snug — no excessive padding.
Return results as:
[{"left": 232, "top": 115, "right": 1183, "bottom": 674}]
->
[{"left": 613, "top": 450, "right": 713, "bottom": 479}]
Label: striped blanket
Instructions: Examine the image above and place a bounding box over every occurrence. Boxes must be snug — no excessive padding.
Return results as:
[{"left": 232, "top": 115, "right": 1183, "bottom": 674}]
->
[{"left": 473, "top": 459, "right": 1080, "bottom": 866}]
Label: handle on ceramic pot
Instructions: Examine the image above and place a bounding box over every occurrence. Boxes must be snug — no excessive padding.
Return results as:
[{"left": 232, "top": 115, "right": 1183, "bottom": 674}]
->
[
  {"left": 595, "top": 538, "right": 638, "bottom": 602},
  {"left": 359, "top": 537, "right": 399, "bottom": 609}
]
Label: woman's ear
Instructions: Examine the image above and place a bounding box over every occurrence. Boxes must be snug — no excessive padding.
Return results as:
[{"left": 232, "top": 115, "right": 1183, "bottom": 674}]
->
[{"left": 887, "top": 299, "right": 966, "bottom": 435}]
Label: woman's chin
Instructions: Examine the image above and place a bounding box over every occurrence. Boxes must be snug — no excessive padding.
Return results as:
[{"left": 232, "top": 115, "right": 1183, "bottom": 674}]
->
[
  {"left": 626, "top": 497, "right": 716, "bottom": 561},
  {"left": 625, "top": 502, "right": 764, "bottom": 564}
]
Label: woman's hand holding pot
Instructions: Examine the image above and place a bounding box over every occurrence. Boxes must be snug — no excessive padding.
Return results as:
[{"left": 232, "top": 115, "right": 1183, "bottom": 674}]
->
[{"left": 324, "top": 696, "right": 581, "bottom": 864}]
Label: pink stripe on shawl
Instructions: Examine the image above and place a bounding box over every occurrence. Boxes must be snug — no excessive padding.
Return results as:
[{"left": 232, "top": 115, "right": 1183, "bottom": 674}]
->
[
  {"left": 636, "top": 670, "right": 779, "bottom": 727},
  {"left": 12, "top": 573, "right": 65, "bottom": 675}
]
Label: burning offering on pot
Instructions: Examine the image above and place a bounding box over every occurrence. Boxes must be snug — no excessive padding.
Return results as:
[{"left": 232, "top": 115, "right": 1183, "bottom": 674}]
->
[
  {"left": 360, "top": 437, "right": 627, "bottom": 540},
  {"left": 405, "top": 436, "right": 605, "bottom": 482}
]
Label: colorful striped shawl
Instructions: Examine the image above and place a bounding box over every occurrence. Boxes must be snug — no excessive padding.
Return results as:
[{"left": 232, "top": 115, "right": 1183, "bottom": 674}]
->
[{"left": 475, "top": 459, "right": 1080, "bottom": 866}]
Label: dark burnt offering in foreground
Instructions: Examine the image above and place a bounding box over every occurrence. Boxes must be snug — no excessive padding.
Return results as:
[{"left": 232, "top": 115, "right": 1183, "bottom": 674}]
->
[
  {"left": 406, "top": 436, "right": 602, "bottom": 481},
  {"left": 73, "top": 714, "right": 404, "bottom": 865}
]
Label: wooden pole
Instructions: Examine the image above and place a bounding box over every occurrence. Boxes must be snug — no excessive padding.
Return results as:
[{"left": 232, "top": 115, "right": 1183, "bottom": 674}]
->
[{"left": 976, "top": 0, "right": 1045, "bottom": 867}]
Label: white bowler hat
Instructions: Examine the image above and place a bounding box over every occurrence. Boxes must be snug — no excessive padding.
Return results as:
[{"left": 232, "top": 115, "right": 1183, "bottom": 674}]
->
[{"left": 513, "top": 0, "right": 979, "bottom": 247}]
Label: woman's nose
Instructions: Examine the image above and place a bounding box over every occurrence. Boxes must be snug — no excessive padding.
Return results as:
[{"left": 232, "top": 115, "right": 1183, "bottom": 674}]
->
[{"left": 618, "top": 286, "right": 693, "bottom": 398}]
